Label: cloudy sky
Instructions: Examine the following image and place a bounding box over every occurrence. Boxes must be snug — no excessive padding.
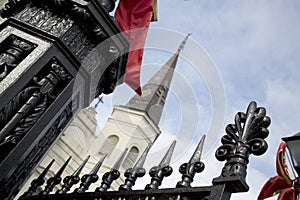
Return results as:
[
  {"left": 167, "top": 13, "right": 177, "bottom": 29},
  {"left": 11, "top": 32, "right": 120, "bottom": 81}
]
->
[{"left": 94, "top": 1, "right": 300, "bottom": 199}]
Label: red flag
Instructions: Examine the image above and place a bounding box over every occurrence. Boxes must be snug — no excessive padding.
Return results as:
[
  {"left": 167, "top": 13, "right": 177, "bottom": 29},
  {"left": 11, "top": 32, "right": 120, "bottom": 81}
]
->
[
  {"left": 115, "top": 0, "right": 156, "bottom": 95},
  {"left": 258, "top": 142, "right": 294, "bottom": 200}
]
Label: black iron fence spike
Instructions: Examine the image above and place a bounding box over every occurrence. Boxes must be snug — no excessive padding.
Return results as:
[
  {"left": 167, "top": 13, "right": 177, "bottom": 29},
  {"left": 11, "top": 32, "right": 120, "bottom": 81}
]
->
[
  {"left": 57, "top": 156, "right": 72, "bottom": 177},
  {"left": 145, "top": 141, "right": 176, "bottom": 190},
  {"left": 20, "top": 159, "right": 55, "bottom": 198},
  {"left": 95, "top": 148, "right": 128, "bottom": 192},
  {"left": 189, "top": 135, "right": 206, "bottom": 164},
  {"left": 158, "top": 140, "right": 176, "bottom": 168},
  {"left": 176, "top": 135, "right": 206, "bottom": 188},
  {"left": 40, "top": 156, "right": 71, "bottom": 195},
  {"left": 18, "top": 102, "right": 271, "bottom": 199},
  {"left": 112, "top": 147, "right": 128, "bottom": 170},
  {"left": 119, "top": 144, "right": 152, "bottom": 191},
  {"left": 90, "top": 154, "right": 107, "bottom": 175},
  {"left": 74, "top": 154, "right": 106, "bottom": 193},
  {"left": 56, "top": 155, "right": 90, "bottom": 194},
  {"left": 73, "top": 155, "right": 90, "bottom": 176},
  {"left": 134, "top": 143, "right": 152, "bottom": 169}
]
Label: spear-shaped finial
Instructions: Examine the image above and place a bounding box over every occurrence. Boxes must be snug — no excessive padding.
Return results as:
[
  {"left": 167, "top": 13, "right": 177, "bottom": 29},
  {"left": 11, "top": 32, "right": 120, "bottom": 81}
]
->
[
  {"left": 21, "top": 159, "right": 55, "bottom": 198},
  {"left": 189, "top": 135, "right": 206, "bottom": 164},
  {"left": 133, "top": 143, "right": 152, "bottom": 169},
  {"left": 177, "top": 135, "right": 206, "bottom": 188},
  {"left": 159, "top": 140, "right": 176, "bottom": 168},
  {"left": 119, "top": 144, "right": 152, "bottom": 191},
  {"left": 74, "top": 155, "right": 106, "bottom": 193},
  {"left": 112, "top": 147, "right": 129, "bottom": 170},
  {"left": 179, "top": 33, "right": 191, "bottom": 52},
  {"left": 40, "top": 157, "right": 71, "bottom": 195},
  {"left": 56, "top": 155, "right": 90, "bottom": 194},
  {"left": 95, "top": 148, "right": 128, "bottom": 192},
  {"left": 145, "top": 140, "right": 176, "bottom": 190}
]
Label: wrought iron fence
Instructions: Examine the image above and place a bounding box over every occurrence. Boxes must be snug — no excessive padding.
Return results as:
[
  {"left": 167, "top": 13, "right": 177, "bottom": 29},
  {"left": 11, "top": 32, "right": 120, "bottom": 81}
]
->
[{"left": 19, "top": 101, "right": 271, "bottom": 200}]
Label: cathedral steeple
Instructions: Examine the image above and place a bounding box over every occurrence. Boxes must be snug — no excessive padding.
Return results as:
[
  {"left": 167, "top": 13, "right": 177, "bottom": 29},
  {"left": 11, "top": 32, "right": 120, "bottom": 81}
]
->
[{"left": 126, "top": 34, "right": 190, "bottom": 126}]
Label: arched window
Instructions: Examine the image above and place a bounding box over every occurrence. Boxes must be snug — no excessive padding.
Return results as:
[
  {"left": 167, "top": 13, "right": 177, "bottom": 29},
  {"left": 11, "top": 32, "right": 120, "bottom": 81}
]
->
[
  {"left": 122, "top": 146, "right": 139, "bottom": 169},
  {"left": 99, "top": 135, "right": 119, "bottom": 156}
]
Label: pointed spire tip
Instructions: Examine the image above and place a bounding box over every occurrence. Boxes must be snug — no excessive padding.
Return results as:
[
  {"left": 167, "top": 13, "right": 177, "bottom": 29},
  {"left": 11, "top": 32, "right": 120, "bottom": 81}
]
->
[{"left": 179, "top": 33, "right": 191, "bottom": 52}]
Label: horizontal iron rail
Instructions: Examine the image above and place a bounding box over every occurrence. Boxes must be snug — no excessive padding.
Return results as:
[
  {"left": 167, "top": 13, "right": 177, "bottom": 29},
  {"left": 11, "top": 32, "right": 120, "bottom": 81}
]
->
[{"left": 21, "top": 185, "right": 218, "bottom": 200}]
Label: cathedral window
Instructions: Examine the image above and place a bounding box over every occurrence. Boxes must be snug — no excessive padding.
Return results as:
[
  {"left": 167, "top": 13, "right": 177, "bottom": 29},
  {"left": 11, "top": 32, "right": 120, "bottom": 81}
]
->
[
  {"left": 99, "top": 135, "right": 119, "bottom": 157},
  {"left": 122, "top": 146, "right": 139, "bottom": 169}
]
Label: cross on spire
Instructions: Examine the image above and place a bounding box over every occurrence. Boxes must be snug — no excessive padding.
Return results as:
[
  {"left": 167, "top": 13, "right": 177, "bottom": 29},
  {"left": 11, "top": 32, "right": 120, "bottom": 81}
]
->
[{"left": 156, "top": 87, "right": 166, "bottom": 105}]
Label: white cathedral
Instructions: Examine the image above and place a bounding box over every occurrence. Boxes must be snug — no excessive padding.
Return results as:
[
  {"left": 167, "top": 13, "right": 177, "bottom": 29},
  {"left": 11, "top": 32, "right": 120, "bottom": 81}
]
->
[{"left": 18, "top": 36, "right": 187, "bottom": 196}]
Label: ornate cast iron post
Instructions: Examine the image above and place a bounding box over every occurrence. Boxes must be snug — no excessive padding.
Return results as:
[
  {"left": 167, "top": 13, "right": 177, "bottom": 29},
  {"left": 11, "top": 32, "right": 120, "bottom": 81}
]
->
[
  {"left": 0, "top": 0, "right": 129, "bottom": 199},
  {"left": 213, "top": 101, "right": 271, "bottom": 192}
]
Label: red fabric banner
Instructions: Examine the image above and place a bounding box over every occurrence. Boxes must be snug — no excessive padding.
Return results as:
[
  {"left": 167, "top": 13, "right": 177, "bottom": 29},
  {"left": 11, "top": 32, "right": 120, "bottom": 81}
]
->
[
  {"left": 115, "top": 0, "right": 156, "bottom": 95},
  {"left": 258, "top": 142, "right": 294, "bottom": 200}
]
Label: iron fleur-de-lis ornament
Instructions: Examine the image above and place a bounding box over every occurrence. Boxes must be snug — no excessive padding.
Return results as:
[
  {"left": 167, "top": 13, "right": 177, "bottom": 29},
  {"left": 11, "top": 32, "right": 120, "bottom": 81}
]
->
[{"left": 213, "top": 101, "right": 271, "bottom": 192}]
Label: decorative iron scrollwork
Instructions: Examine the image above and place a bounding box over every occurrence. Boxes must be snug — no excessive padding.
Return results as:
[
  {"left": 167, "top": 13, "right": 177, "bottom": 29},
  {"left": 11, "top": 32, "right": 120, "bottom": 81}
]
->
[
  {"left": 0, "top": 0, "right": 29, "bottom": 18},
  {"left": 213, "top": 101, "right": 271, "bottom": 192},
  {"left": 0, "top": 97, "right": 77, "bottom": 199},
  {"left": 0, "top": 58, "right": 72, "bottom": 161},
  {"left": 0, "top": 35, "right": 36, "bottom": 81}
]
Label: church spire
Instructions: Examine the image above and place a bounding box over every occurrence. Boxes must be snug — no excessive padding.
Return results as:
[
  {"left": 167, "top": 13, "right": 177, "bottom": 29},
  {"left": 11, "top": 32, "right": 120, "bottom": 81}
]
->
[{"left": 126, "top": 34, "right": 190, "bottom": 126}]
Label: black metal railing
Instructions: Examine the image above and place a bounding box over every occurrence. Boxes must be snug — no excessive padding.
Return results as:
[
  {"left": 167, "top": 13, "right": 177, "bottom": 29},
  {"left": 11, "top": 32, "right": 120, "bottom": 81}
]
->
[{"left": 20, "top": 101, "right": 271, "bottom": 200}]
